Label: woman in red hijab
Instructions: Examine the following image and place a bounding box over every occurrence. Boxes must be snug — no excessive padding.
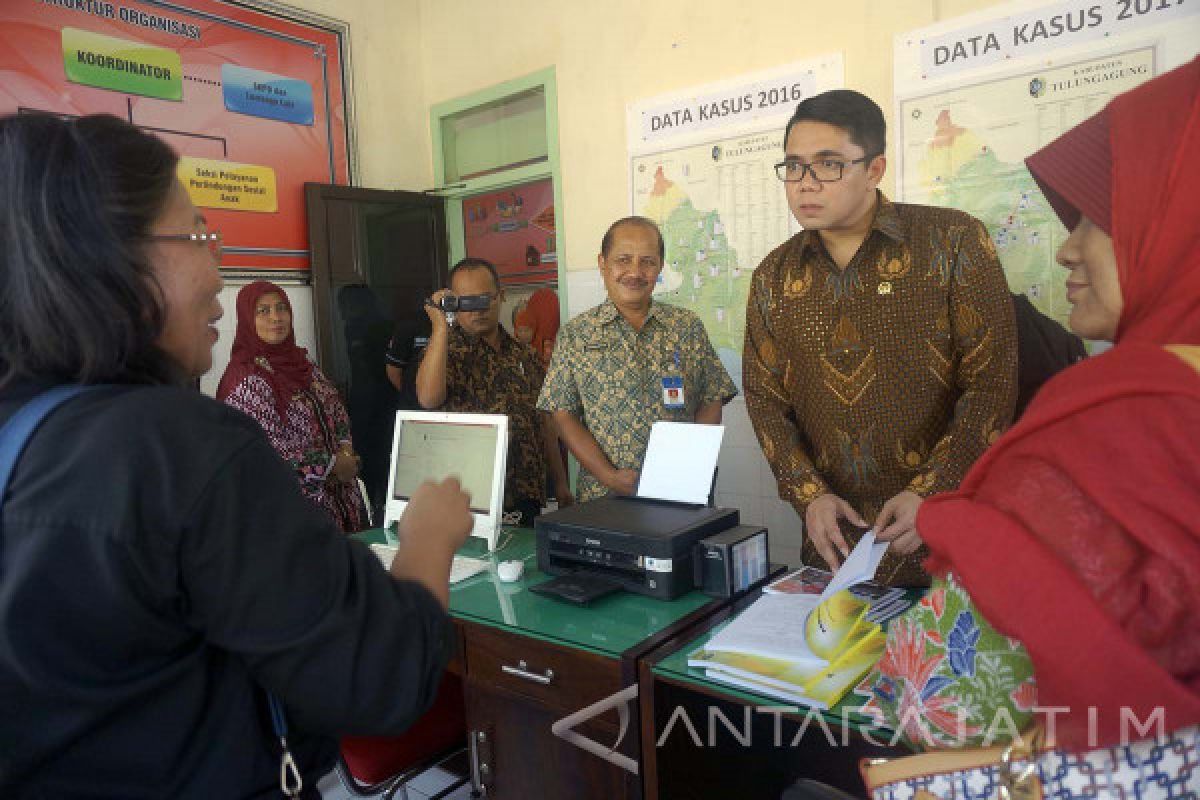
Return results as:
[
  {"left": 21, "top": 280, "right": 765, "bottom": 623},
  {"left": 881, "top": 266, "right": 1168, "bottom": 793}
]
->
[
  {"left": 873, "top": 58, "right": 1200, "bottom": 758},
  {"left": 218, "top": 281, "right": 367, "bottom": 533},
  {"left": 513, "top": 288, "right": 573, "bottom": 507},
  {"left": 520, "top": 288, "right": 561, "bottom": 367}
]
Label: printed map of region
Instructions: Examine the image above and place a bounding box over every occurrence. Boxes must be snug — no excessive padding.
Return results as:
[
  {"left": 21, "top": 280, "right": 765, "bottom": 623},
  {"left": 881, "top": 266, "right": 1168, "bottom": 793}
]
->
[
  {"left": 632, "top": 130, "right": 794, "bottom": 388},
  {"left": 899, "top": 48, "right": 1154, "bottom": 328}
]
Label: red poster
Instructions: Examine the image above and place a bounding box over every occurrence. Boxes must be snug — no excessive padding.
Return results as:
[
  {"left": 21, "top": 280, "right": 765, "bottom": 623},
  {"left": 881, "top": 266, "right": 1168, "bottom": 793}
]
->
[
  {"left": 463, "top": 178, "right": 558, "bottom": 286},
  {"left": 0, "top": 0, "right": 353, "bottom": 272}
]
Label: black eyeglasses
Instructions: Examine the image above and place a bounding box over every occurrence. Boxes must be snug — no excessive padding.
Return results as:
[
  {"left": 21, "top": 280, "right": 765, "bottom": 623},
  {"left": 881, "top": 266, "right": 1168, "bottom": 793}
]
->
[
  {"left": 144, "top": 230, "right": 223, "bottom": 259},
  {"left": 774, "top": 157, "right": 871, "bottom": 183}
]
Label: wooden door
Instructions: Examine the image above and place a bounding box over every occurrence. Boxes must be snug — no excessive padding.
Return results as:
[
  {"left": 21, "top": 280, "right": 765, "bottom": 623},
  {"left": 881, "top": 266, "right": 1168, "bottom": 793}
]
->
[{"left": 305, "top": 184, "right": 447, "bottom": 522}]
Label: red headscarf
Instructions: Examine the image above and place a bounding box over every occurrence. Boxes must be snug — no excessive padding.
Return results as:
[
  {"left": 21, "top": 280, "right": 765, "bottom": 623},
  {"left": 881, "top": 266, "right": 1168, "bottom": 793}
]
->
[
  {"left": 522, "top": 288, "right": 560, "bottom": 365},
  {"left": 918, "top": 59, "right": 1200, "bottom": 751},
  {"left": 1025, "top": 57, "right": 1200, "bottom": 344},
  {"left": 216, "top": 281, "right": 314, "bottom": 419}
]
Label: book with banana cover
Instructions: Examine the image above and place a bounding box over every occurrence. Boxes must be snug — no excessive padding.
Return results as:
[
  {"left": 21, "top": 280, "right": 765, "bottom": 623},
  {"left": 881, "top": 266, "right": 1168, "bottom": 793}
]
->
[{"left": 687, "top": 534, "right": 889, "bottom": 709}]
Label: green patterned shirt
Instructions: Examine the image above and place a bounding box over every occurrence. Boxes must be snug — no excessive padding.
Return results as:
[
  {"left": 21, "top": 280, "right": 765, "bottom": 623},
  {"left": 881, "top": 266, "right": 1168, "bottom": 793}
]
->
[{"left": 537, "top": 299, "right": 738, "bottom": 501}]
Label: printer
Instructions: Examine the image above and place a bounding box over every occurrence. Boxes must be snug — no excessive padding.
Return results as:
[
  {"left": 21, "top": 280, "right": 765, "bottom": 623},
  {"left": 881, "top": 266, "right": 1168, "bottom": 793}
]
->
[{"left": 534, "top": 495, "right": 739, "bottom": 600}]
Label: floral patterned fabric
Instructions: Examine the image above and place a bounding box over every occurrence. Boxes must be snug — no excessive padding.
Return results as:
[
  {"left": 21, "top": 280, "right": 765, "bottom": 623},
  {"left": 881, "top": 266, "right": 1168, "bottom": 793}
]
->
[
  {"left": 222, "top": 364, "right": 367, "bottom": 533},
  {"left": 862, "top": 574, "right": 1036, "bottom": 750}
]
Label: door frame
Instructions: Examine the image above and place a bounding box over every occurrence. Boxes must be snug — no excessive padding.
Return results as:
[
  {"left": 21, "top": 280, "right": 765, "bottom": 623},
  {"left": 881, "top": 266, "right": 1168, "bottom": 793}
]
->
[{"left": 304, "top": 182, "right": 448, "bottom": 371}]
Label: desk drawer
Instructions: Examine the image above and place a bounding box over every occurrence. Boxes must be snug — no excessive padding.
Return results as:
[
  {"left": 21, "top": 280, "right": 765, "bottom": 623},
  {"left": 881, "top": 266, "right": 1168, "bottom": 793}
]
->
[{"left": 463, "top": 623, "right": 621, "bottom": 713}]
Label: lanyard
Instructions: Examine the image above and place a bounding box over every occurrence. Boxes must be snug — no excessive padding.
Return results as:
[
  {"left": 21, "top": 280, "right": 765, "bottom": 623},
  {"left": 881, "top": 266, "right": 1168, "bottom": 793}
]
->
[{"left": 269, "top": 694, "right": 303, "bottom": 797}]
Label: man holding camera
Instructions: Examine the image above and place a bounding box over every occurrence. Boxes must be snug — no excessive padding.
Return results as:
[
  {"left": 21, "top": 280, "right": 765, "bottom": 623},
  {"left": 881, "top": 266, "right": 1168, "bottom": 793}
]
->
[{"left": 416, "top": 257, "right": 572, "bottom": 524}]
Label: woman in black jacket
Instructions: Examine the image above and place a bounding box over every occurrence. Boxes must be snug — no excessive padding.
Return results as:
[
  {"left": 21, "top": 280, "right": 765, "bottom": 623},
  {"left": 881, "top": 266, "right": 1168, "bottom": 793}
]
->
[{"left": 0, "top": 112, "right": 471, "bottom": 798}]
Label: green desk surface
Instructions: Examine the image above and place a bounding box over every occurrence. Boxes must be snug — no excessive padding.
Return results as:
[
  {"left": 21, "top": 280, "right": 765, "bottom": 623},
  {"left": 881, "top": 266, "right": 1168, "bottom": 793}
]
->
[
  {"left": 354, "top": 528, "right": 715, "bottom": 660},
  {"left": 651, "top": 588, "right": 922, "bottom": 738}
]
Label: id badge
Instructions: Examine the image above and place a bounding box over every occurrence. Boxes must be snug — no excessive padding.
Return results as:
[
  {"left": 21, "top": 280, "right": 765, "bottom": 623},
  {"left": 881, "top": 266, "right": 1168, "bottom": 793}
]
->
[{"left": 661, "top": 375, "right": 686, "bottom": 408}]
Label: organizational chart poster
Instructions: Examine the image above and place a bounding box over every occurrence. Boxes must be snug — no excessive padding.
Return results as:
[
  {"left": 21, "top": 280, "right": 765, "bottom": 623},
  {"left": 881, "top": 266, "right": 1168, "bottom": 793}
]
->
[{"left": 0, "top": 0, "right": 354, "bottom": 272}]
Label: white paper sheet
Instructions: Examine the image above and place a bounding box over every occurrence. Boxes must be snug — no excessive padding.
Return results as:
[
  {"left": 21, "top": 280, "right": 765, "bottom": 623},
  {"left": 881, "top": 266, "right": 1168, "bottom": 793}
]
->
[
  {"left": 820, "top": 530, "right": 888, "bottom": 601},
  {"left": 704, "top": 593, "right": 826, "bottom": 663},
  {"left": 636, "top": 421, "right": 724, "bottom": 505}
]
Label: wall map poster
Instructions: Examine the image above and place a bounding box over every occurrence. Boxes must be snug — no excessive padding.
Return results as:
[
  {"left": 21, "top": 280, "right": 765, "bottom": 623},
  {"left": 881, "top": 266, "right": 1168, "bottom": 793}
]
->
[
  {"left": 0, "top": 0, "right": 354, "bottom": 272},
  {"left": 626, "top": 55, "right": 843, "bottom": 391},
  {"left": 631, "top": 131, "right": 792, "bottom": 385},
  {"left": 896, "top": 0, "right": 1200, "bottom": 331},
  {"left": 899, "top": 48, "right": 1153, "bottom": 327}
]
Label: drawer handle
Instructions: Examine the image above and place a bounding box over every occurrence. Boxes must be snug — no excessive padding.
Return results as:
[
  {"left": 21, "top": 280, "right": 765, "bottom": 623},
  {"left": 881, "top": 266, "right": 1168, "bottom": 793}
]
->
[{"left": 501, "top": 659, "right": 555, "bottom": 685}]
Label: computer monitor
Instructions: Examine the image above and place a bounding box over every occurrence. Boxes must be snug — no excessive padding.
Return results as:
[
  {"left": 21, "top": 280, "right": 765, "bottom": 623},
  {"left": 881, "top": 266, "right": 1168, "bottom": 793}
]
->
[{"left": 383, "top": 410, "right": 509, "bottom": 551}]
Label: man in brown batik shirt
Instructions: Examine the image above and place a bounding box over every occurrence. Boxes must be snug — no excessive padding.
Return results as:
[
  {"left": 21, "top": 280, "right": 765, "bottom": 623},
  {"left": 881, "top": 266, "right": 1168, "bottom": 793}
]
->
[
  {"left": 744, "top": 90, "right": 1017, "bottom": 586},
  {"left": 416, "top": 258, "right": 572, "bottom": 525}
]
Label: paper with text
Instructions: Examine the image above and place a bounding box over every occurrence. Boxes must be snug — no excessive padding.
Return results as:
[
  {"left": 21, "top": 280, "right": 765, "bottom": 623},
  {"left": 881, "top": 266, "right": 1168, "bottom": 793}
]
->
[{"left": 703, "top": 592, "right": 825, "bottom": 663}]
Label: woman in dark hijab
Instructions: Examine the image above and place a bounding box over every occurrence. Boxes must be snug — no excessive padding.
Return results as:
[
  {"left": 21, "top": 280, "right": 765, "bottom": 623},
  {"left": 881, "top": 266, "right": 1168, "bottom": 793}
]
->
[{"left": 218, "top": 281, "right": 366, "bottom": 532}]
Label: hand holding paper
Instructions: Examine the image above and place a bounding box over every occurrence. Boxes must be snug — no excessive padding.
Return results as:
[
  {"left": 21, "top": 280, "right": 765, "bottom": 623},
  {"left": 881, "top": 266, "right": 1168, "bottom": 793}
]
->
[{"left": 822, "top": 530, "right": 888, "bottom": 599}]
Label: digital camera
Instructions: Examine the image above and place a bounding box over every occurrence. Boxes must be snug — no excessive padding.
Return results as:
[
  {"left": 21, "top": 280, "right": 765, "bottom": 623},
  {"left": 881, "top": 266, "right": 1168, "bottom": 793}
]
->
[{"left": 429, "top": 293, "right": 492, "bottom": 313}]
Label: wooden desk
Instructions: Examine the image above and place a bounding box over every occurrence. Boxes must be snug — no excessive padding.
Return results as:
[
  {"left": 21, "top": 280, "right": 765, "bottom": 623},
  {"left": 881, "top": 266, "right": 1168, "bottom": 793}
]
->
[
  {"left": 357, "top": 528, "right": 727, "bottom": 799},
  {"left": 638, "top": 589, "right": 913, "bottom": 799}
]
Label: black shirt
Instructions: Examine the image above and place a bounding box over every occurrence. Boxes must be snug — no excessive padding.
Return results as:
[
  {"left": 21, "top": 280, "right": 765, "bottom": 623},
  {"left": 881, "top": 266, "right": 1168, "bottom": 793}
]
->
[
  {"left": 385, "top": 318, "right": 430, "bottom": 411},
  {"left": 1011, "top": 293, "right": 1088, "bottom": 419},
  {"left": 0, "top": 382, "right": 453, "bottom": 798}
]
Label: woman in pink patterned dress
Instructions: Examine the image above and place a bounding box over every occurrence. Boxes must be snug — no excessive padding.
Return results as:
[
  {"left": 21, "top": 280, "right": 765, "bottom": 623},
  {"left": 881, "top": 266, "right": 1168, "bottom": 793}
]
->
[{"left": 218, "top": 281, "right": 367, "bottom": 532}]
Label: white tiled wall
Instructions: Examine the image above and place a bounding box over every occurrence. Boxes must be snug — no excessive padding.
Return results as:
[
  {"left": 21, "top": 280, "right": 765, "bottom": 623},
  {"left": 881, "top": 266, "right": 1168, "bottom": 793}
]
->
[{"left": 715, "top": 395, "right": 805, "bottom": 570}]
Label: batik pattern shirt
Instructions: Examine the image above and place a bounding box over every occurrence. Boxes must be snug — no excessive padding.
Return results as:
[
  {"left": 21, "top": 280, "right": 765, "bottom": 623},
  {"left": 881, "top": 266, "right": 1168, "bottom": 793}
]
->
[
  {"left": 538, "top": 300, "right": 738, "bottom": 501},
  {"left": 431, "top": 326, "right": 548, "bottom": 508},
  {"left": 744, "top": 194, "right": 1017, "bottom": 585},
  {"left": 222, "top": 364, "right": 367, "bottom": 533}
]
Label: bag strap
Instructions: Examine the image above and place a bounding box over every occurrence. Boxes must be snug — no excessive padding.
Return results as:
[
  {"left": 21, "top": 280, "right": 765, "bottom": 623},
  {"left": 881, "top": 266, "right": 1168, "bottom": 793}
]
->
[
  {"left": 860, "top": 725, "right": 1047, "bottom": 791},
  {"left": 0, "top": 385, "right": 99, "bottom": 507}
]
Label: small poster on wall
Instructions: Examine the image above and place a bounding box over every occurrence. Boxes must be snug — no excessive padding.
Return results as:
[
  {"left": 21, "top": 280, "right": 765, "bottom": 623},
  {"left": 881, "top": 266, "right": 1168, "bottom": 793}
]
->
[{"left": 463, "top": 178, "right": 557, "bottom": 286}]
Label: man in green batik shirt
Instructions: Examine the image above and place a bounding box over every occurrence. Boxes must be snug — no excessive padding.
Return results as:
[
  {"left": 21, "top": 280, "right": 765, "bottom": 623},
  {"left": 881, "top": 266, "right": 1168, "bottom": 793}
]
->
[{"left": 537, "top": 217, "right": 738, "bottom": 502}]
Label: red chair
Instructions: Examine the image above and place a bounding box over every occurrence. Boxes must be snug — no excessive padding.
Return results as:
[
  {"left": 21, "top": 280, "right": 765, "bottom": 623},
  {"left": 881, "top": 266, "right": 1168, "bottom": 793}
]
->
[{"left": 337, "top": 673, "right": 470, "bottom": 799}]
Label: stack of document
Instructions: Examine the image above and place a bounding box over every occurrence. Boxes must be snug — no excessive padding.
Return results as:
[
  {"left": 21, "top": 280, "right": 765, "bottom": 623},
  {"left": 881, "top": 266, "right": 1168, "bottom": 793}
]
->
[{"left": 688, "top": 533, "right": 890, "bottom": 709}]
